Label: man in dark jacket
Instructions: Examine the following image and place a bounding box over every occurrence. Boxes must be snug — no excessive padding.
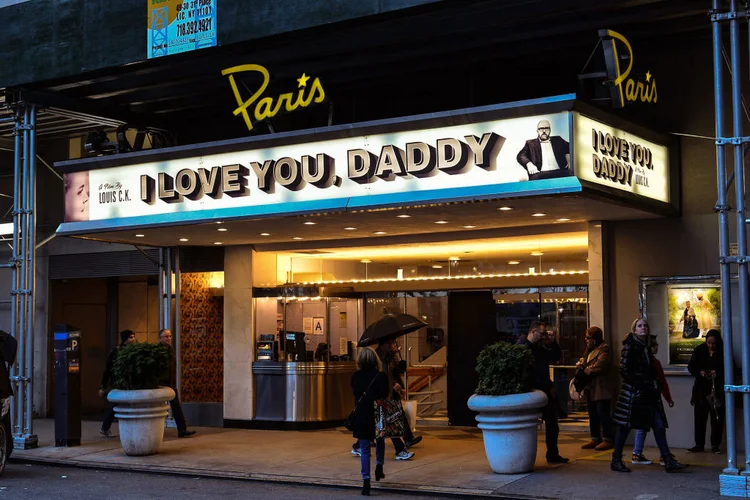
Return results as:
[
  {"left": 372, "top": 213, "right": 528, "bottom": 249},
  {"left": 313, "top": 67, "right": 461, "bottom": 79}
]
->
[
  {"left": 158, "top": 329, "right": 195, "bottom": 438},
  {"left": 516, "top": 120, "right": 570, "bottom": 179},
  {"left": 99, "top": 329, "right": 136, "bottom": 437},
  {"left": 517, "top": 322, "right": 568, "bottom": 464}
]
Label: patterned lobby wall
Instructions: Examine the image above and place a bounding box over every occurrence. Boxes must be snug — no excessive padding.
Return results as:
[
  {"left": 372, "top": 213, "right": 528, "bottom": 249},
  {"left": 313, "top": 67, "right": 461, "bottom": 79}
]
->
[{"left": 179, "top": 272, "right": 224, "bottom": 402}]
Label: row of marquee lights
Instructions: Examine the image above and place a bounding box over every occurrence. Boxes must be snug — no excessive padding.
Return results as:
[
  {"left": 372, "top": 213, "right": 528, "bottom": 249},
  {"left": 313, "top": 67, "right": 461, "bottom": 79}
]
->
[
  {"left": 129, "top": 206, "right": 574, "bottom": 245},
  {"left": 271, "top": 296, "right": 589, "bottom": 303},
  {"left": 292, "top": 270, "right": 589, "bottom": 286}
]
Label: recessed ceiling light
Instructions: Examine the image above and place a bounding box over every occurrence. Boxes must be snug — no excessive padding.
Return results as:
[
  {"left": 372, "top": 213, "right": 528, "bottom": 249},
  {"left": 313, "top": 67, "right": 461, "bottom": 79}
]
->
[
  {"left": 556, "top": 218, "right": 570, "bottom": 222},
  {"left": 373, "top": 231, "right": 387, "bottom": 235},
  {"left": 213, "top": 241, "right": 223, "bottom": 245},
  {"left": 531, "top": 251, "right": 544, "bottom": 256},
  {"left": 532, "top": 213, "right": 546, "bottom": 217},
  {"left": 508, "top": 260, "right": 520, "bottom": 265},
  {"left": 260, "top": 232, "right": 270, "bottom": 236},
  {"left": 435, "top": 220, "right": 449, "bottom": 224},
  {"left": 135, "top": 234, "right": 145, "bottom": 238},
  {"left": 397, "top": 214, "right": 411, "bottom": 218},
  {"left": 293, "top": 237, "right": 303, "bottom": 240},
  {"left": 344, "top": 227, "right": 357, "bottom": 231},
  {"left": 432, "top": 265, "right": 443, "bottom": 269},
  {"left": 218, "top": 228, "right": 228, "bottom": 232},
  {"left": 179, "top": 238, "right": 189, "bottom": 242},
  {"left": 498, "top": 206, "right": 513, "bottom": 211},
  {"left": 215, "top": 221, "right": 223, "bottom": 225},
  {"left": 360, "top": 259, "right": 372, "bottom": 264},
  {"left": 303, "top": 221, "right": 317, "bottom": 225},
  {"left": 463, "top": 225, "right": 476, "bottom": 229}
]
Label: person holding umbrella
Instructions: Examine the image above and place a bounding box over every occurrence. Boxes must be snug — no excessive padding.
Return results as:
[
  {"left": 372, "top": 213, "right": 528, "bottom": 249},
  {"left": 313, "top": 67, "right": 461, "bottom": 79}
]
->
[{"left": 351, "top": 313, "right": 426, "bottom": 460}]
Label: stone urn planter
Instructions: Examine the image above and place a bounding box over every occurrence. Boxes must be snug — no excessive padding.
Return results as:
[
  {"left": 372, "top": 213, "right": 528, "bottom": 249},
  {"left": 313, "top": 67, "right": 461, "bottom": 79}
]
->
[
  {"left": 468, "top": 390, "right": 548, "bottom": 474},
  {"left": 108, "top": 387, "right": 175, "bottom": 456}
]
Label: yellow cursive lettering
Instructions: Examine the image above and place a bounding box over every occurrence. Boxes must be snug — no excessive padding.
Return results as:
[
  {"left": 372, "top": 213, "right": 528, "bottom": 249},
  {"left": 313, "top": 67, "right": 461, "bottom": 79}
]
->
[{"left": 222, "top": 64, "right": 327, "bottom": 132}]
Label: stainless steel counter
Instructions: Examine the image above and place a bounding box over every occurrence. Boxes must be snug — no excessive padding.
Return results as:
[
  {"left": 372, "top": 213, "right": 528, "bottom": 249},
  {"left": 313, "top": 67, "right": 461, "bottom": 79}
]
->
[{"left": 253, "top": 362, "right": 356, "bottom": 422}]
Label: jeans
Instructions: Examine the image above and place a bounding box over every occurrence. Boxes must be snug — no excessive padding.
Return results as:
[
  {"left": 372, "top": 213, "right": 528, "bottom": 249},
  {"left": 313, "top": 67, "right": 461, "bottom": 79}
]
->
[
  {"left": 694, "top": 400, "right": 725, "bottom": 449},
  {"left": 541, "top": 398, "right": 560, "bottom": 459},
  {"left": 614, "top": 409, "right": 670, "bottom": 459},
  {"left": 587, "top": 399, "right": 613, "bottom": 441},
  {"left": 633, "top": 429, "right": 647, "bottom": 455},
  {"left": 359, "top": 438, "right": 385, "bottom": 480}
]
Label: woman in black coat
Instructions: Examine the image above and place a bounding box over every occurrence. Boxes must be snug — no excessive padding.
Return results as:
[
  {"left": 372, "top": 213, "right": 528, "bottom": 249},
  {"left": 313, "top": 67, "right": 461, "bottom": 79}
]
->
[
  {"left": 611, "top": 318, "right": 687, "bottom": 473},
  {"left": 351, "top": 347, "right": 389, "bottom": 495},
  {"left": 687, "top": 329, "right": 725, "bottom": 453}
]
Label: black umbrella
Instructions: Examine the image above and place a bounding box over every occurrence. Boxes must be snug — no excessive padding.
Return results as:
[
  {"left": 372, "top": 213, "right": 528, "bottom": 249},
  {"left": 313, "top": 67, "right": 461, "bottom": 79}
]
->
[{"left": 357, "top": 313, "right": 428, "bottom": 347}]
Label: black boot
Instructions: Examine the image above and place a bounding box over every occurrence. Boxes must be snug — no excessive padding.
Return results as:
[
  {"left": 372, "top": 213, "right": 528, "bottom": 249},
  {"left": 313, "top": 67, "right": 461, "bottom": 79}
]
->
[
  {"left": 611, "top": 453, "right": 631, "bottom": 473},
  {"left": 375, "top": 463, "right": 385, "bottom": 481},
  {"left": 663, "top": 455, "right": 688, "bottom": 473},
  {"left": 362, "top": 478, "right": 371, "bottom": 496}
]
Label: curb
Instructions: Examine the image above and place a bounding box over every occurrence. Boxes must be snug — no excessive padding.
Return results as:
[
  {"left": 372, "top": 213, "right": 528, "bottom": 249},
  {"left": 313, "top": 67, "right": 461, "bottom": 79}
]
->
[{"left": 9, "top": 456, "right": 552, "bottom": 500}]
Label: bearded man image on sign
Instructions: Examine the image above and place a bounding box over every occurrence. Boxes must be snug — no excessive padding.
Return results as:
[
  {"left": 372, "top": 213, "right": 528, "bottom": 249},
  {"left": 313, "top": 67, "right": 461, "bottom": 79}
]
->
[{"left": 516, "top": 120, "right": 571, "bottom": 180}]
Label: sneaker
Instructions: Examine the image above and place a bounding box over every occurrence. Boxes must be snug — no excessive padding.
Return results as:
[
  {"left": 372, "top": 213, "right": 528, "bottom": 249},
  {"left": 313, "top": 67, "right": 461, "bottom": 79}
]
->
[
  {"left": 351, "top": 448, "right": 362, "bottom": 457},
  {"left": 659, "top": 453, "right": 675, "bottom": 466},
  {"left": 631, "top": 453, "right": 652, "bottom": 465},
  {"left": 687, "top": 446, "right": 704, "bottom": 453},
  {"left": 405, "top": 436, "right": 422, "bottom": 448},
  {"left": 395, "top": 451, "right": 414, "bottom": 460},
  {"left": 99, "top": 428, "right": 114, "bottom": 438},
  {"left": 712, "top": 447, "right": 723, "bottom": 454}
]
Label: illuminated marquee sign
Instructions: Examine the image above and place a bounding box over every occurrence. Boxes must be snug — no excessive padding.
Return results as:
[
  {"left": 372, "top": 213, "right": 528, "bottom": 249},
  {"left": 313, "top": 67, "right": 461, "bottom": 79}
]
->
[
  {"left": 62, "top": 112, "right": 574, "bottom": 224},
  {"left": 222, "top": 64, "right": 326, "bottom": 133},
  {"left": 573, "top": 112, "right": 669, "bottom": 203},
  {"left": 600, "top": 29, "right": 657, "bottom": 108}
]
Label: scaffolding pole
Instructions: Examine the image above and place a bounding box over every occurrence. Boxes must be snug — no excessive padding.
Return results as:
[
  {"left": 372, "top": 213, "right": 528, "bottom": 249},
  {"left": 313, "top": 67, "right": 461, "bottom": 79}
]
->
[
  {"left": 9, "top": 102, "right": 38, "bottom": 449},
  {"left": 713, "top": 0, "right": 749, "bottom": 495}
]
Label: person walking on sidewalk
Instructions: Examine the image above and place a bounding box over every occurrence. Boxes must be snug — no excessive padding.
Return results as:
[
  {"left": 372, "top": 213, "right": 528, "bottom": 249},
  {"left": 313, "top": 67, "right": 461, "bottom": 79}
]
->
[
  {"left": 517, "top": 322, "right": 568, "bottom": 464},
  {"left": 158, "top": 329, "right": 195, "bottom": 438},
  {"left": 98, "top": 329, "right": 136, "bottom": 437},
  {"left": 374, "top": 339, "right": 414, "bottom": 460},
  {"left": 611, "top": 318, "right": 687, "bottom": 473},
  {"left": 351, "top": 347, "right": 390, "bottom": 496},
  {"left": 687, "top": 329, "right": 725, "bottom": 454},
  {"left": 631, "top": 336, "right": 674, "bottom": 465},
  {"left": 577, "top": 326, "right": 615, "bottom": 451}
]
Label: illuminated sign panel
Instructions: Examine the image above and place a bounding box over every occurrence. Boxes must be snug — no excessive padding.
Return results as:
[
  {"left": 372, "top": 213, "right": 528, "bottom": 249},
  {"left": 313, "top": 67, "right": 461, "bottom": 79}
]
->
[
  {"left": 573, "top": 112, "right": 669, "bottom": 203},
  {"left": 62, "top": 112, "right": 574, "bottom": 224}
]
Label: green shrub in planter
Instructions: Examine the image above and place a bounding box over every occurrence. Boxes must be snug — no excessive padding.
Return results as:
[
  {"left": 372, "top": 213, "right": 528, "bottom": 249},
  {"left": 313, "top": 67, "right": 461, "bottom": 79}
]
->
[
  {"left": 112, "top": 342, "right": 171, "bottom": 390},
  {"left": 475, "top": 341, "right": 534, "bottom": 396}
]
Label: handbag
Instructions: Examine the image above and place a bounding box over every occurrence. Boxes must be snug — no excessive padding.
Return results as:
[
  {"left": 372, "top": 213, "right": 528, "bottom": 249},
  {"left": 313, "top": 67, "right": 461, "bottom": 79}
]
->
[
  {"left": 568, "top": 379, "right": 581, "bottom": 401},
  {"left": 345, "top": 374, "right": 378, "bottom": 432},
  {"left": 573, "top": 366, "right": 591, "bottom": 393},
  {"left": 374, "top": 398, "right": 405, "bottom": 438}
]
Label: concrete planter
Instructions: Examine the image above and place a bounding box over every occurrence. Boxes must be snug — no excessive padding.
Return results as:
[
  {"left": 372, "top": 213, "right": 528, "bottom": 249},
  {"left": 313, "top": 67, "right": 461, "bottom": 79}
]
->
[
  {"left": 467, "top": 390, "right": 548, "bottom": 474},
  {"left": 107, "top": 387, "right": 175, "bottom": 456}
]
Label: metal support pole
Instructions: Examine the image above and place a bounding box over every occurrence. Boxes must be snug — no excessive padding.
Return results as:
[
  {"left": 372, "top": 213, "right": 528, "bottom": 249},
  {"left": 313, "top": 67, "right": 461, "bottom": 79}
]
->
[
  {"left": 15, "top": 105, "right": 29, "bottom": 445},
  {"left": 713, "top": 0, "right": 738, "bottom": 475},
  {"left": 158, "top": 249, "right": 165, "bottom": 332},
  {"left": 24, "top": 105, "right": 37, "bottom": 444},
  {"left": 9, "top": 106, "right": 21, "bottom": 437},
  {"left": 729, "top": 0, "right": 750, "bottom": 473}
]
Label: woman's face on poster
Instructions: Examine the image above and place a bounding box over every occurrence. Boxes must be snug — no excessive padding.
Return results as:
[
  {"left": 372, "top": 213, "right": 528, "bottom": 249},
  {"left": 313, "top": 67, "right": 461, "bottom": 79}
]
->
[{"left": 64, "top": 171, "right": 89, "bottom": 222}]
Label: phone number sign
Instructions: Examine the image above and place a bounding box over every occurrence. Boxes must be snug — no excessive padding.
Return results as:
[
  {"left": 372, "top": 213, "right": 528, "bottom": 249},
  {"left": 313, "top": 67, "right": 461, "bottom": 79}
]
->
[{"left": 147, "top": 0, "right": 217, "bottom": 59}]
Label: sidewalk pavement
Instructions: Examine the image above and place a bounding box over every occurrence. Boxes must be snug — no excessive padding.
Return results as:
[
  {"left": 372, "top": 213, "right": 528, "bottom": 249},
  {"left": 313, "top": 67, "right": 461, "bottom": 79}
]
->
[{"left": 10, "top": 419, "right": 729, "bottom": 499}]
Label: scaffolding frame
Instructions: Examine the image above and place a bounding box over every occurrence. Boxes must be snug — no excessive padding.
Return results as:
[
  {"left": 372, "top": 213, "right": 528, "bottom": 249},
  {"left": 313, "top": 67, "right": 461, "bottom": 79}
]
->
[{"left": 712, "top": 0, "right": 750, "bottom": 495}]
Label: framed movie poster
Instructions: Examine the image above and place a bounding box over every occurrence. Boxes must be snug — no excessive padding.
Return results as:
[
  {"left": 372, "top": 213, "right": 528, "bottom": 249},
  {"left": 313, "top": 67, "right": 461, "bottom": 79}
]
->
[{"left": 640, "top": 276, "right": 722, "bottom": 367}]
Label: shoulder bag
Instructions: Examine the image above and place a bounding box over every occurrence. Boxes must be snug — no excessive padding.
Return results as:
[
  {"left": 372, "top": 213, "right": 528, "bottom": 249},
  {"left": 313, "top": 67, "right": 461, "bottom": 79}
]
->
[{"left": 345, "top": 374, "right": 378, "bottom": 432}]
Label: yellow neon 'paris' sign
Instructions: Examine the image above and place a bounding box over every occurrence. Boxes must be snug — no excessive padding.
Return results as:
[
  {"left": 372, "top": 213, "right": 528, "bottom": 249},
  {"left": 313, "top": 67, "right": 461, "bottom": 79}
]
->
[
  {"left": 602, "top": 29, "right": 657, "bottom": 107},
  {"left": 222, "top": 64, "right": 326, "bottom": 132}
]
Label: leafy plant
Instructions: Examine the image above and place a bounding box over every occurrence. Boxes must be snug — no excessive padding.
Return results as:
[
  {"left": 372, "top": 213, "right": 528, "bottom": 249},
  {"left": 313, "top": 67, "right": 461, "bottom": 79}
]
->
[
  {"left": 475, "top": 341, "right": 534, "bottom": 396},
  {"left": 112, "top": 342, "right": 171, "bottom": 390}
]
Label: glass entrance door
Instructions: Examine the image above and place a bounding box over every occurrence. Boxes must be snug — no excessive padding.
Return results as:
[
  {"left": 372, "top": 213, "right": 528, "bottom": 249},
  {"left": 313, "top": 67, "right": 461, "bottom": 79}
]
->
[{"left": 365, "top": 292, "right": 449, "bottom": 424}]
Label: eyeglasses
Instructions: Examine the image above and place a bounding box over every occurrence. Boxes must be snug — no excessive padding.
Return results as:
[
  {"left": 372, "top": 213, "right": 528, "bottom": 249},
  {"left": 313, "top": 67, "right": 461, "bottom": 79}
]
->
[{"left": 537, "top": 127, "right": 551, "bottom": 131}]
